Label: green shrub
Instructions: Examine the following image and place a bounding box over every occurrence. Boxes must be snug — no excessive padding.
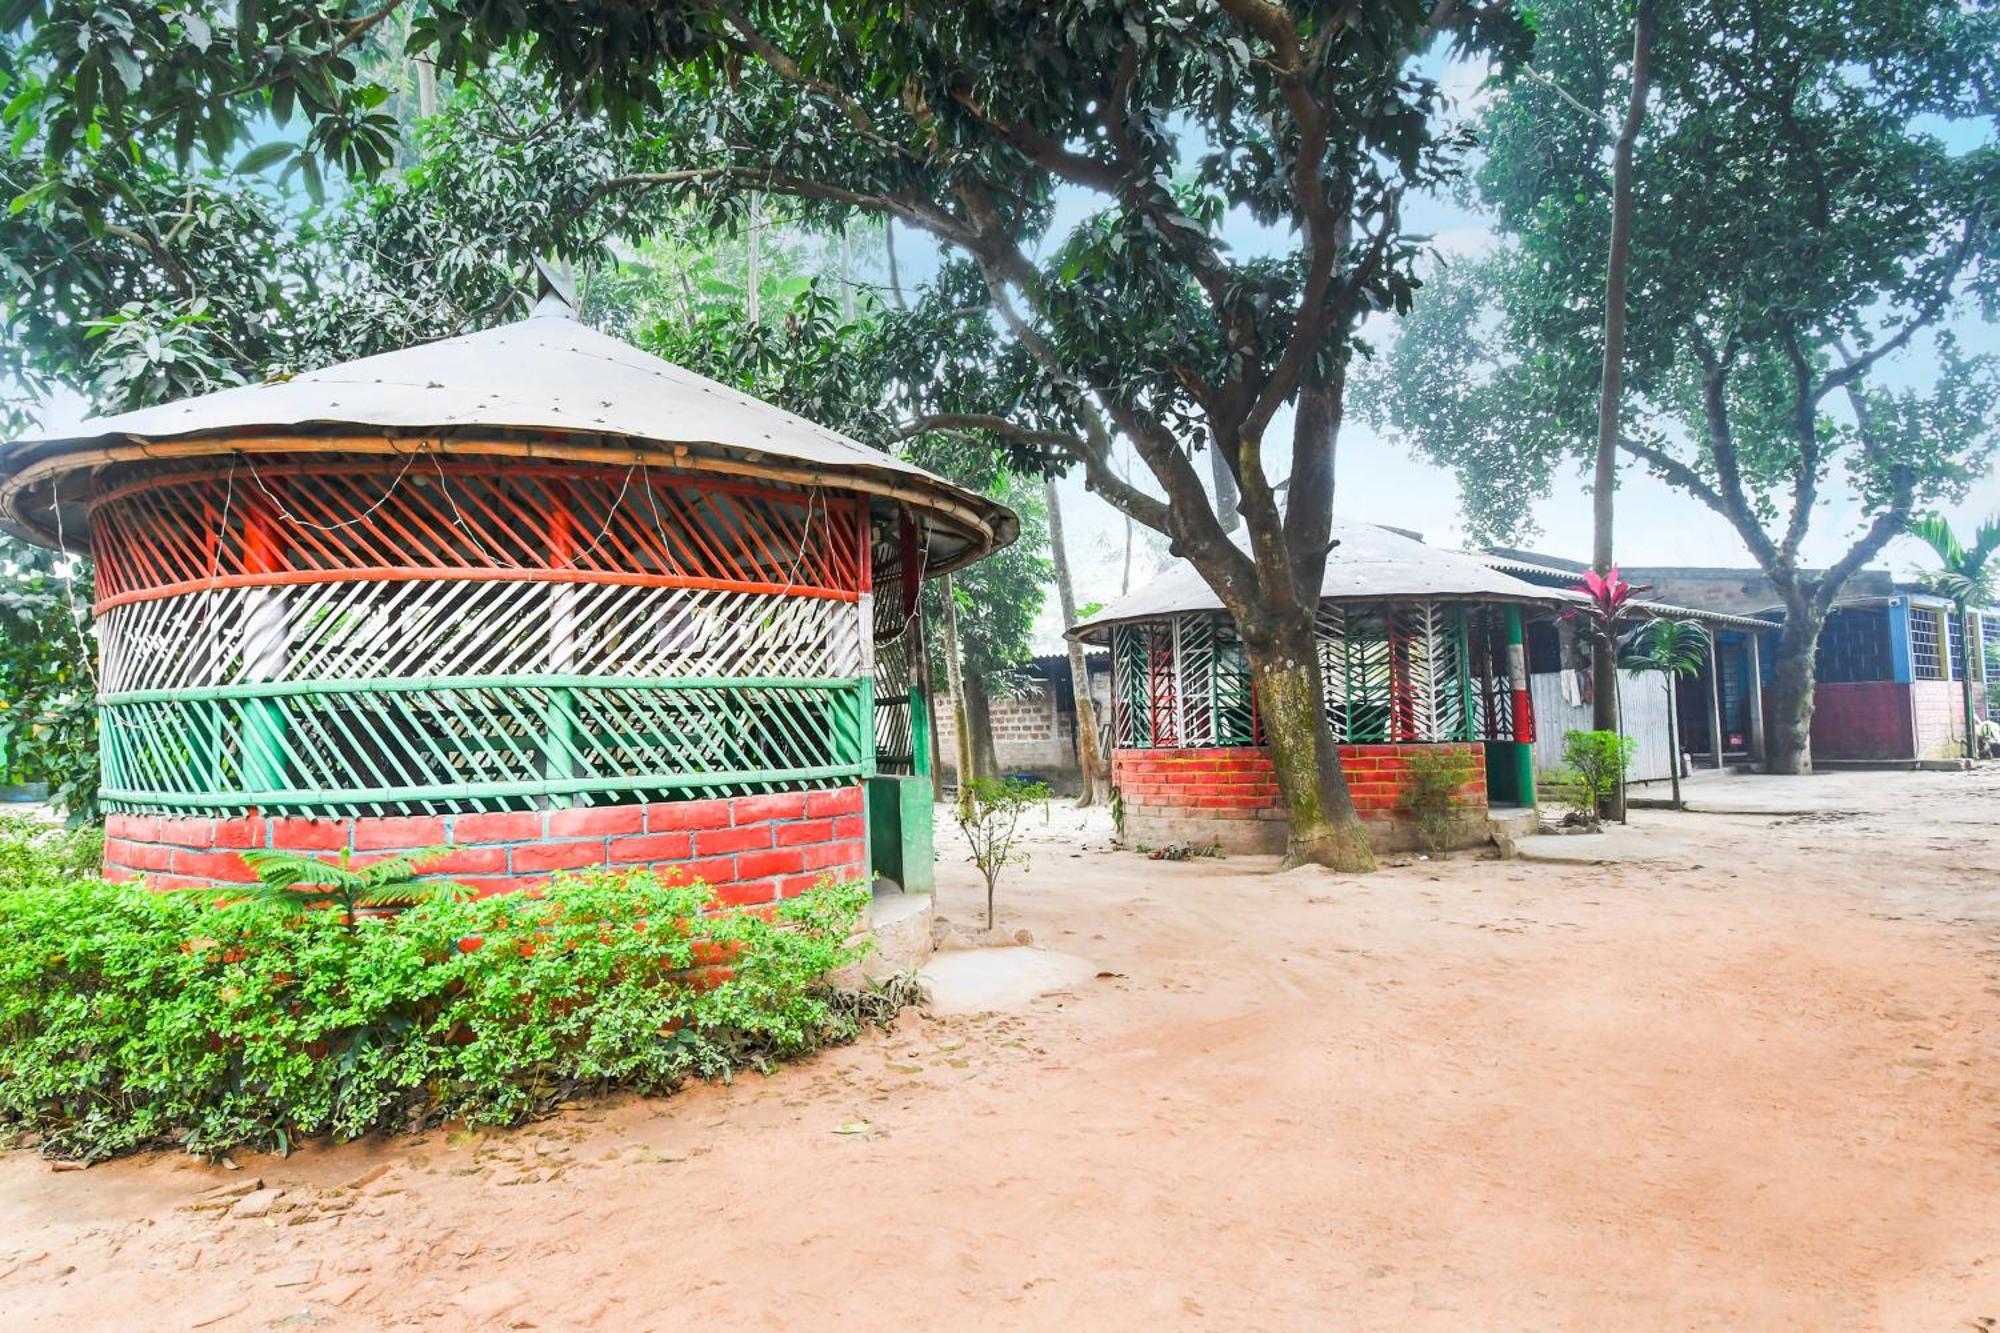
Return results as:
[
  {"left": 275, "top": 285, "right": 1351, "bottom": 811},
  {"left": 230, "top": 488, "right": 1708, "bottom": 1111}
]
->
[
  {"left": 0, "top": 812, "right": 101, "bottom": 887},
  {"left": 1400, "top": 746, "right": 1479, "bottom": 856},
  {"left": 955, "top": 776, "right": 1049, "bottom": 930},
  {"left": 0, "top": 863, "right": 879, "bottom": 1161},
  {"left": 1552, "top": 729, "right": 1636, "bottom": 826}
]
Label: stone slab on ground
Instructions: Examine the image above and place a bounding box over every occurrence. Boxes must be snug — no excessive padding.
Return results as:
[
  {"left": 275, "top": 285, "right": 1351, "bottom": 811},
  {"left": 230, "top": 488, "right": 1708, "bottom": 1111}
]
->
[
  {"left": 865, "top": 888, "right": 934, "bottom": 977},
  {"left": 919, "top": 947, "right": 1098, "bottom": 1014},
  {"left": 1515, "top": 823, "right": 1721, "bottom": 865}
]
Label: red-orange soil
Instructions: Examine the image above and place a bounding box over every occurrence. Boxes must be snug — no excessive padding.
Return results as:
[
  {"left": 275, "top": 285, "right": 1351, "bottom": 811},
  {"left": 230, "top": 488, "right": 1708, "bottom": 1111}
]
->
[{"left": 3, "top": 768, "right": 1998, "bottom": 1330}]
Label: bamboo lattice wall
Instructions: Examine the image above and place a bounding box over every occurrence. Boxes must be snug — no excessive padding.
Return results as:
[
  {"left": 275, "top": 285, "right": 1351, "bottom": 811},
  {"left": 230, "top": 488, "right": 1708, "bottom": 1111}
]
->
[
  {"left": 1110, "top": 605, "right": 1518, "bottom": 749},
  {"left": 90, "top": 457, "right": 899, "bottom": 816}
]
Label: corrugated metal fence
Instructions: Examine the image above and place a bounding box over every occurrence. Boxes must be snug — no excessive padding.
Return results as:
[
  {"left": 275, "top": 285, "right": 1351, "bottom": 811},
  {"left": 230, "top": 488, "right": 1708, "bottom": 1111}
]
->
[{"left": 1528, "top": 669, "right": 1679, "bottom": 784}]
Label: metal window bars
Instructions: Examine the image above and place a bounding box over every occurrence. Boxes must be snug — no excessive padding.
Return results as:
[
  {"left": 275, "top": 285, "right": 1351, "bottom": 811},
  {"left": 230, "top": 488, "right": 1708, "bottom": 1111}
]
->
[{"left": 1910, "top": 605, "right": 1946, "bottom": 681}]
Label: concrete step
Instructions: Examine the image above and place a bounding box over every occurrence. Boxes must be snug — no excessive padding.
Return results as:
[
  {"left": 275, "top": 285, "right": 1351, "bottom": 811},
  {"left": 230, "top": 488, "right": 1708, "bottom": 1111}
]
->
[{"left": 854, "top": 884, "right": 934, "bottom": 980}]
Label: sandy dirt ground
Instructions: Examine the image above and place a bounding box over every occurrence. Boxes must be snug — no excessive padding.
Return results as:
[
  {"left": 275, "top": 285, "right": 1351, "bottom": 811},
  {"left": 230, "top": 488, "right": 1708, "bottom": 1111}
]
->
[{"left": 4, "top": 768, "right": 2000, "bottom": 1331}]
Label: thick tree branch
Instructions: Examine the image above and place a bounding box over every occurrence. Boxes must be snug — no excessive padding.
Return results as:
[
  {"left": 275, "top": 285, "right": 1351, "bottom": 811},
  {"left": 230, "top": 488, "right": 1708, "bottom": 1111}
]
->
[
  {"left": 1684, "top": 323, "right": 1780, "bottom": 570},
  {"left": 1812, "top": 350, "right": 1917, "bottom": 618},
  {"left": 332, "top": 0, "right": 408, "bottom": 54},
  {"left": 895, "top": 413, "right": 1170, "bottom": 533},
  {"left": 963, "top": 235, "right": 1256, "bottom": 603},
  {"left": 1816, "top": 209, "right": 1984, "bottom": 399},
  {"left": 1218, "top": 0, "right": 1347, "bottom": 438},
  {"left": 1778, "top": 326, "right": 1821, "bottom": 562}
]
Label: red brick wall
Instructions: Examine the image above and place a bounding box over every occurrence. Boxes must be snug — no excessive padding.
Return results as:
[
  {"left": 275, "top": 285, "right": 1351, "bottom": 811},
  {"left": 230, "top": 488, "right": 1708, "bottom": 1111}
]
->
[
  {"left": 102, "top": 787, "right": 868, "bottom": 906},
  {"left": 1807, "top": 682, "right": 1914, "bottom": 761},
  {"left": 1111, "top": 744, "right": 1489, "bottom": 854}
]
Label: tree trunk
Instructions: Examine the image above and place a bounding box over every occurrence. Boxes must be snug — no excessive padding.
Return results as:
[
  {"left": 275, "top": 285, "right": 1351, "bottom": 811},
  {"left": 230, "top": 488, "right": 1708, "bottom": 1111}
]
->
[
  {"left": 414, "top": 56, "right": 439, "bottom": 118},
  {"left": 1210, "top": 439, "right": 1241, "bottom": 535},
  {"left": 745, "top": 194, "right": 763, "bottom": 325},
  {"left": 939, "top": 573, "right": 975, "bottom": 813},
  {"left": 1242, "top": 613, "right": 1375, "bottom": 872},
  {"left": 837, "top": 222, "right": 854, "bottom": 323},
  {"left": 1045, "top": 478, "right": 1103, "bottom": 805},
  {"left": 885, "top": 218, "right": 905, "bottom": 309},
  {"left": 963, "top": 671, "right": 999, "bottom": 782},
  {"left": 1666, "top": 678, "right": 1681, "bottom": 809},
  {"left": 1959, "top": 605, "right": 1979, "bottom": 759},
  {"left": 1588, "top": 0, "right": 1653, "bottom": 819},
  {"left": 1766, "top": 608, "right": 1822, "bottom": 774}
]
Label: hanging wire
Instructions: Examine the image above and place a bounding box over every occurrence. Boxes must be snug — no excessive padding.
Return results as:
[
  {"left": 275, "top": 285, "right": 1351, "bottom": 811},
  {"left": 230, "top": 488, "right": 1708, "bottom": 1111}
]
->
[
  {"left": 46, "top": 476, "right": 99, "bottom": 691},
  {"left": 208, "top": 456, "right": 238, "bottom": 581},
  {"left": 774, "top": 483, "right": 822, "bottom": 595},
  {"left": 549, "top": 464, "right": 638, "bottom": 571},
  {"left": 242, "top": 443, "right": 425, "bottom": 531},
  {"left": 426, "top": 448, "right": 508, "bottom": 565}
]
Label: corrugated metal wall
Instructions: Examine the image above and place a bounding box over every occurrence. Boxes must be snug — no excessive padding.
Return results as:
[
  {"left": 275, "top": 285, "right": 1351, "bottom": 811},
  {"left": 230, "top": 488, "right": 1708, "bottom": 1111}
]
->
[{"left": 1528, "top": 669, "right": 1679, "bottom": 783}]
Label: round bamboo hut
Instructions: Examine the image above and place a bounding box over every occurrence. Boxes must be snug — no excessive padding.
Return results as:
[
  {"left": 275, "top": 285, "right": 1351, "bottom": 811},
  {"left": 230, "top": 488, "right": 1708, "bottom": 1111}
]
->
[
  {"left": 0, "top": 292, "right": 1013, "bottom": 901},
  {"left": 1070, "top": 524, "right": 1551, "bottom": 854}
]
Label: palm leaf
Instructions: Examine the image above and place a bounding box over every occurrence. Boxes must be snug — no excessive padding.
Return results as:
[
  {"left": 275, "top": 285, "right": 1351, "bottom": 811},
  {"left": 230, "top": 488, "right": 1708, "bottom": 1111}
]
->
[
  {"left": 1620, "top": 618, "right": 1710, "bottom": 676},
  {"left": 1907, "top": 513, "right": 1965, "bottom": 567}
]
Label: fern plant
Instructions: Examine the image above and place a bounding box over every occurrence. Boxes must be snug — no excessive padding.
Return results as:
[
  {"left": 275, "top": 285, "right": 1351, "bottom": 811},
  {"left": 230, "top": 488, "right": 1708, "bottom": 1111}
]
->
[{"left": 228, "top": 846, "right": 473, "bottom": 931}]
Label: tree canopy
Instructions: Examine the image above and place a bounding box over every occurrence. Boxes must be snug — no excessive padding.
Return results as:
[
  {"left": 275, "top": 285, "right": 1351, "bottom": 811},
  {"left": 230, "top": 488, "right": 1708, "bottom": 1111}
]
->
[
  {"left": 0, "top": 0, "right": 1555, "bottom": 865},
  {"left": 1368, "top": 0, "right": 1997, "bottom": 558}
]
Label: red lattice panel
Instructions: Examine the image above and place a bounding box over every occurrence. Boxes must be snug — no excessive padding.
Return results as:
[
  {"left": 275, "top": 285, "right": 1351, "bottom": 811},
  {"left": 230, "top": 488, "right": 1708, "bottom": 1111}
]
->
[{"left": 89, "top": 458, "right": 870, "bottom": 611}]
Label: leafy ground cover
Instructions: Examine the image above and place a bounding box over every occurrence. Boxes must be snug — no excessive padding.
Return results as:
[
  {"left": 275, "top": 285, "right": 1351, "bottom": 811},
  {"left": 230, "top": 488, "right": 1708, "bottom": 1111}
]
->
[{"left": 0, "top": 816, "right": 888, "bottom": 1161}]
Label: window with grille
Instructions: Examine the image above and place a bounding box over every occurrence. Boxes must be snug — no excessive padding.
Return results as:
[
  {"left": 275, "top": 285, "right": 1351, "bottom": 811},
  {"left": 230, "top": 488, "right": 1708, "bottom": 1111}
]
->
[{"left": 1909, "top": 606, "right": 1946, "bottom": 680}]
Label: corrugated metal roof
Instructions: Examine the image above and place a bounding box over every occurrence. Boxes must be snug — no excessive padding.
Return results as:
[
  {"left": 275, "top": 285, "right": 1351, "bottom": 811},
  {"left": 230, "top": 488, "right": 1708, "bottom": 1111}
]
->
[
  {"left": 1472, "top": 552, "right": 1783, "bottom": 629},
  {"left": 1070, "top": 521, "right": 1558, "bottom": 638},
  {"left": 0, "top": 299, "right": 1016, "bottom": 568}
]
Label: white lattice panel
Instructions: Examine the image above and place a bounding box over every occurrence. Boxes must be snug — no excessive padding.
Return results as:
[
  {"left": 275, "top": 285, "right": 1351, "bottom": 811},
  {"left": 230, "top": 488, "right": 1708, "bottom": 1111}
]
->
[{"left": 99, "top": 580, "right": 866, "bottom": 692}]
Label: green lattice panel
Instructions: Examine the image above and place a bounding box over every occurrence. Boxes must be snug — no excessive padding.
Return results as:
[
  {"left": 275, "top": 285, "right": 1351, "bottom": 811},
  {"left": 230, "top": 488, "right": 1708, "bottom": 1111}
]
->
[{"left": 100, "top": 677, "right": 872, "bottom": 816}]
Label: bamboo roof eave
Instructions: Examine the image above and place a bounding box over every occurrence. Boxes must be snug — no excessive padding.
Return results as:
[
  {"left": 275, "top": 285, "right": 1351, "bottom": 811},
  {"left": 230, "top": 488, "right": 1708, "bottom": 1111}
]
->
[{"left": 0, "top": 427, "right": 1015, "bottom": 578}]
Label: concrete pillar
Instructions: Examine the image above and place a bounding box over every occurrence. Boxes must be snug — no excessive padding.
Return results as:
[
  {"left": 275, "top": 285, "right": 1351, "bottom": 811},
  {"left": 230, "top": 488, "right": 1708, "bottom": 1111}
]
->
[
  {"left": 1706, "top": 625, "right": 1726, "bottom": 769},
  {"left": 1744, "top": 629, "right": 1767, "bottom": 767}
]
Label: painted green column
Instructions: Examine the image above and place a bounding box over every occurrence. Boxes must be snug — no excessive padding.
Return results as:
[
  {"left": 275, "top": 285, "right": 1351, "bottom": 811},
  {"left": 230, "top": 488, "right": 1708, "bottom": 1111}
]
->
[
  {"left": 909, "top": 676, "right": 932, "bottom": 779},
  {"left": 1505, "top": 605, "right": 1537, "bottom": 808}
]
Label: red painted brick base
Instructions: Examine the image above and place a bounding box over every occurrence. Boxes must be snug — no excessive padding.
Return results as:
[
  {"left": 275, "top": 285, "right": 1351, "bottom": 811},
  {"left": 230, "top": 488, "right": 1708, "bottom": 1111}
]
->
[
  {"left": 1112, "top": 744, "right": 1489, "bottom": 855},
  {"left": 1806, "top": 682, "right": 1916, "bottom": 761},
  {"left": 102, "top": 787, "right": 869, "bottom": 906}
]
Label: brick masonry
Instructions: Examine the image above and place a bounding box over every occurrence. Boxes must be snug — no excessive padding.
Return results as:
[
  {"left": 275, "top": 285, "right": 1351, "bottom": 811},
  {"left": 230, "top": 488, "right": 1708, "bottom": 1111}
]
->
[
  {"left": 935, "top": 683, "right": 1077, "bottom": 773},
  {"left": 1807, "top": 682, "right": 1916, "bottom": 761},
  {"left": 1910, "top": 678, "right": 1974, "bottom": 759},
  {"left": 102, "top": 786, "right": 870, "bottom": 906},
  {"left": 1111, "top": 744, "right": 1489, "bottom": 855}
]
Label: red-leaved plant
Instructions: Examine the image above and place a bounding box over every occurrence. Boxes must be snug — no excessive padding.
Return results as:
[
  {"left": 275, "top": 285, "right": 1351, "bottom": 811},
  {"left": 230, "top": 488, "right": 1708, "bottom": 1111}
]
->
[{"left": 1565, "top": 565, "right": 1645, "bottom": 645}]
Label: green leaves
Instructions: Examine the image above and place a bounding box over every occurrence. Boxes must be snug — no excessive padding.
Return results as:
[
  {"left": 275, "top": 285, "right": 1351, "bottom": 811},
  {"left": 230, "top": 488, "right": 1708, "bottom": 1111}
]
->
[
  {"left": 1907, "top": 511, "right": 2000, "bottom": 612},
  {"left": 1619, "top": 617, "right": 1710, "bottom": 678},
  {"left": 1368, "top": 0, "right": 1997, "bottom": 568},
  {"left": 233, "top": 140, "right": 293, "bottom": 174},
  {"left": 0, "top": 861, "right": 878, "bottom": 1161}
]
